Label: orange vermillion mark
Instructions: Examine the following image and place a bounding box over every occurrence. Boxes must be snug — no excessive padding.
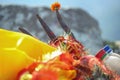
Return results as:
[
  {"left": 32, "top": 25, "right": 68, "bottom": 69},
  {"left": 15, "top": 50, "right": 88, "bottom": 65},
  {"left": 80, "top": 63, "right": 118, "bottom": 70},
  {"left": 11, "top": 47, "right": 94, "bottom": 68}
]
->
[{"left": 51, "top": 2, "right": 61, "bottom": 11}]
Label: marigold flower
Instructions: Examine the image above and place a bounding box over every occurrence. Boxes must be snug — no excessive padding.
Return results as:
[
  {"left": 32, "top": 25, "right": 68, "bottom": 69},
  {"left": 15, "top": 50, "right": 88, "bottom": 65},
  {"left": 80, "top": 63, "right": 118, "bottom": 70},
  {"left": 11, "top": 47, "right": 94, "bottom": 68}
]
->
[
  {"left": 51, "top": 2, "right": 61, "bottom": 11},
  {"left": 32, "top": 69, "right": 58, "bottom": 80}
]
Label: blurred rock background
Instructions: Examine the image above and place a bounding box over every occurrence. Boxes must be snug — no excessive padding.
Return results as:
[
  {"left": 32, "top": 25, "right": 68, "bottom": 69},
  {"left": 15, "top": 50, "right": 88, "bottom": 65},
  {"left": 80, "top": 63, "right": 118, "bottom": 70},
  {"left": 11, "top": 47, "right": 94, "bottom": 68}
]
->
[{"left": 0, "top": 5, "right": 119, "bottom": 55}]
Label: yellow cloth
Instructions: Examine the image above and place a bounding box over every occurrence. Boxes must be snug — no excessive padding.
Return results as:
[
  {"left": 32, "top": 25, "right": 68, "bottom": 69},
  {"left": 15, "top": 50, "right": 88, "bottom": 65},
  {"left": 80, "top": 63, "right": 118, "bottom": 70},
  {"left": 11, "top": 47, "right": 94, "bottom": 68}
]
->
[{"left": 0, "top": 29, "right": 56, "bottom": 80}]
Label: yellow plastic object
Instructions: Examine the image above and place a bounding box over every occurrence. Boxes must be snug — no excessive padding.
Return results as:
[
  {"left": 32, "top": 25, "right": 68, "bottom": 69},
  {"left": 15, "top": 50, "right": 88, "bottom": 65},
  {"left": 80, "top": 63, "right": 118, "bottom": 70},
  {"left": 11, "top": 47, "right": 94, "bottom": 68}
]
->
[{"left": 0, "top": 29, "right": 56, "bottom": 80}]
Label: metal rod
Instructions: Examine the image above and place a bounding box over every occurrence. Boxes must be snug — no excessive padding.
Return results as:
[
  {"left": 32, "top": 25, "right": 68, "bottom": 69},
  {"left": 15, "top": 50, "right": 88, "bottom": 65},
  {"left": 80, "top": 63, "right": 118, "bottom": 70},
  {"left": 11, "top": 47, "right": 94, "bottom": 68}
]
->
[
  {"left": 36, "top": 14, "right": 56, "bottom": 40},
  {"left": 18, "top": 27, "right": 33, "bottom": 36},
  {"left": 56, "top": 10, "right": 75, "bottom": 39}
]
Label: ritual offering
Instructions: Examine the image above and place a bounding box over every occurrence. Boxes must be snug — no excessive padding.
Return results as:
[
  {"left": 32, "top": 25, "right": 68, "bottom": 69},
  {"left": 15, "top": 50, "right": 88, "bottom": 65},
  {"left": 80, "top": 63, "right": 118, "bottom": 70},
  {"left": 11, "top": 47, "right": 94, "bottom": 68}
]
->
[
  {"left": 96, "top": 45, "right": 120, "bottom": 75},
  {"left": 0, "top": 2, "right": 120, "bottom": 80}
]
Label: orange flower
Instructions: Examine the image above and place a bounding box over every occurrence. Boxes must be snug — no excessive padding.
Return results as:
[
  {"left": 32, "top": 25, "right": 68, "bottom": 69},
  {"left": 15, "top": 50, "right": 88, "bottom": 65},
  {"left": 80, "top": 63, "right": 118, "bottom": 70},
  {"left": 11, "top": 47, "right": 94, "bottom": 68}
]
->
[
  {"left": 59, "top": 53, "right": 74, "bottom": 66},
  {"left": 32, "top": 69, "right": 58, "bottom": 80},
  {"left": 51, "top": 2, "right": 61, "bottom": 11}
]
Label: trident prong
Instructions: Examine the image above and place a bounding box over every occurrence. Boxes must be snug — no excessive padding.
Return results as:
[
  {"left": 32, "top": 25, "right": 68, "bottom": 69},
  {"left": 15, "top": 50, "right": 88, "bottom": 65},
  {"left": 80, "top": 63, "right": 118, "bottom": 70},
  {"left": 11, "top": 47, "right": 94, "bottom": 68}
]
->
[
  {"left": 18, "top": 27, "right": 33, "bottom": 36},
  {"left": 56, "top": 9, "right": 75, "bottom": 39},
  {"left": 36, "top": 14, "right": 56, "bottom": 40}
]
